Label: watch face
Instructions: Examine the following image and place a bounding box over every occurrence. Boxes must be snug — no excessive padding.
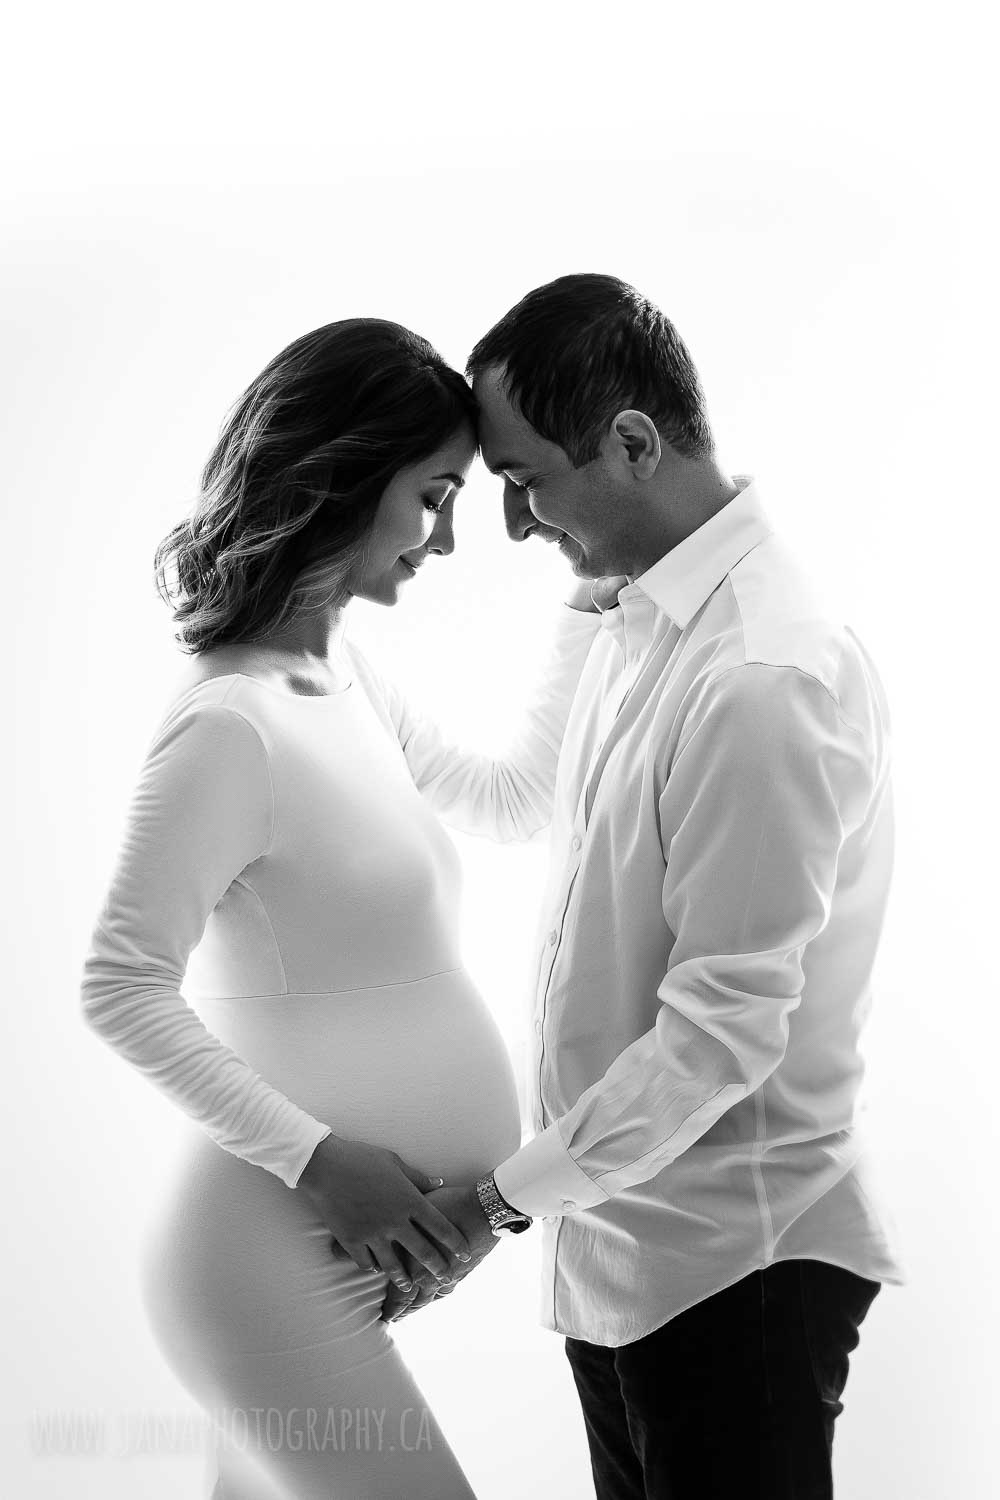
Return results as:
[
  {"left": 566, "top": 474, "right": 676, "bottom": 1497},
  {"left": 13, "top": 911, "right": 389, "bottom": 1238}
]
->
[{"left": 496, "top": 1216, "right": 531, "bottom": 1235}]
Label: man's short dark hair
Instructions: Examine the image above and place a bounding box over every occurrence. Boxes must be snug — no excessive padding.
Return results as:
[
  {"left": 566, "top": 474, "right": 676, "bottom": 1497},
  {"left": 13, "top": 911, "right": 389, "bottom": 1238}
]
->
[{"left": 466, "top": 273, "right": 714, "bottom": 466}]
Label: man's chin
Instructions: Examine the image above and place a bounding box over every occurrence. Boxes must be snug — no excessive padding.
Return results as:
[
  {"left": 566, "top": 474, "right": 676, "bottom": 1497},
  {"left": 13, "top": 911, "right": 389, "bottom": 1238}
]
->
[
  {"left": 565, "top": 549, "right": 600, "bottom": 580},
  {"left": 557, "top": 535, "right": 596, "bottom": 578}
]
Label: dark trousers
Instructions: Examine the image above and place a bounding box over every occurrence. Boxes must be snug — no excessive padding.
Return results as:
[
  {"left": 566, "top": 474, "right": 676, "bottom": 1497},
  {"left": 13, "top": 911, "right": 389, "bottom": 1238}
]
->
[{"left": 564, "top": 1258, "right": 880, "bottom": 1500}]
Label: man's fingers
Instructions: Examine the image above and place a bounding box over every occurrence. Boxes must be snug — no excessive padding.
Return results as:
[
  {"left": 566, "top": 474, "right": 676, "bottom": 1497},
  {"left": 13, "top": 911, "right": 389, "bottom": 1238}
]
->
[
  {"left": 382, "top": 1291, "right": 417, "bottom": 1321},
  {"left": 381, "top": 1281, "right": 422, "bottom": 1322},
  {"left": 391, "top": 1286, "right": 440, "bottom": 1321}
]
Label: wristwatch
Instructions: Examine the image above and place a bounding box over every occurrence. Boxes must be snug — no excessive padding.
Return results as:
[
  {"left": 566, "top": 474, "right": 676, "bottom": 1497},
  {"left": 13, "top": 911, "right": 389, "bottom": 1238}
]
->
[{"left": 475, "top": 1172, "right": 533, "bottom": 1236}]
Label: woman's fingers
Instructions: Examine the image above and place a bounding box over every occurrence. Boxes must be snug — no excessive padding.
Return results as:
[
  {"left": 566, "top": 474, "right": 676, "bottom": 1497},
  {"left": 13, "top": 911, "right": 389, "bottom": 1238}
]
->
[
  {"left": 395, "top": 1226, "right": 455, "bottom": 1284},
  {"left": 415, "top": 1204, "right": 473, "bottom": 1266},
  {"left": 367, "top": 1240, "right": 414, "bottom": 1294},
  {"left": 337, "top": 1241, "right": 384, "bottom": 1275},
  {"left": 392, "top": 1153, "right": 445, "bottom": 1193}
]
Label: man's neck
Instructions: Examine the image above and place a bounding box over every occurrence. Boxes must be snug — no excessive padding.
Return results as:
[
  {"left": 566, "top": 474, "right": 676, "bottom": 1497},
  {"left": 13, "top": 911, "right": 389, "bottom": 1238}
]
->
[{"left": 626, "top": 460, "right": 742, "bottom": 578}]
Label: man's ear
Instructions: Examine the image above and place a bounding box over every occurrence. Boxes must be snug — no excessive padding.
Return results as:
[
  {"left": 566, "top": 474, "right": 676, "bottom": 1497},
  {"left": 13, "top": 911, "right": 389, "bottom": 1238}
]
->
[{"left": 605, "top": 409, "right": 661, "bottom": 478}]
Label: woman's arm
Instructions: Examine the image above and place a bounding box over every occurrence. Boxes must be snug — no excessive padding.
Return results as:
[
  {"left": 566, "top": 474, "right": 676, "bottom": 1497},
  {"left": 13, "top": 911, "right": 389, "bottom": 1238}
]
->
[
  {"left": 353, "top": 587, "right": 604, "bottom": 843},
  {"left": 80, "top": 699, "right": 331, "bottom": 1188},
  {"left": 80, "top": 694, "right": 477, "bottom": 1285}
]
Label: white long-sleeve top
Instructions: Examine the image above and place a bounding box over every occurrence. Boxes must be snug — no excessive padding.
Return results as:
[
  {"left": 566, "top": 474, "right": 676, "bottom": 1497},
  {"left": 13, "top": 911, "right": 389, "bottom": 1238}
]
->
[
  {"left": 485, "top": 478, "right": 906, "bottom": 1345},
  {"left": 79, "top": 606, "right": 602, "bottom": 1188}
]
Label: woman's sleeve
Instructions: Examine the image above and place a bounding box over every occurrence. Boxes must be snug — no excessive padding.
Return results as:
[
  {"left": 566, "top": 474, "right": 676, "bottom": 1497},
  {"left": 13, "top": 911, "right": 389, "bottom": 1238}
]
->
[
  {"left": 357, "top": 605, "right": 602, "bottom": 843},
  {"left": 79, "top": 702, "right": 332, "bottom": 1189}
]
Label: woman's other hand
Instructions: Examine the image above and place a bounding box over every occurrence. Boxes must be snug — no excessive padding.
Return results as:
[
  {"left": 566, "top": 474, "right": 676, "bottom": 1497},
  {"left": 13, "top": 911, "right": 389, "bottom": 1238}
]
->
[{"left": 565, "top": 574, "right": 629, "bottom": 613}]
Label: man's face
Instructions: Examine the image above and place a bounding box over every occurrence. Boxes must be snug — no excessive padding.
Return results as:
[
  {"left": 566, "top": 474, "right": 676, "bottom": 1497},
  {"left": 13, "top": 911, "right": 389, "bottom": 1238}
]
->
[{"left": 473, "top": 365, "right": 629, "bottom": 579}]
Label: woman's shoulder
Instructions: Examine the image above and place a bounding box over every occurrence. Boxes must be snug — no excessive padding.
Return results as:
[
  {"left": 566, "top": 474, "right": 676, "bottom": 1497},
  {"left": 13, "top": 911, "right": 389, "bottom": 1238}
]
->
[
  {"left": 169, "top": 644, "right": 262, "bottom": 695},
  {"left": 149, "top": 658, "right": 276, "bottom": 765},
  {"left": 162, "top": 656, "right": 253, "bottom": 718}
]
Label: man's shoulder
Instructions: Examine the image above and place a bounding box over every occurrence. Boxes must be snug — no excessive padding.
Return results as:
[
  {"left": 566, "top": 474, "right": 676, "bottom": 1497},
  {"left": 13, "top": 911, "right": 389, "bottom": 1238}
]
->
[
  {"left": 726, "top": 536, "right": 863, "bottom": 694},
  {"left": 683, "top": 535, "right": 886, "bottom": 734}
]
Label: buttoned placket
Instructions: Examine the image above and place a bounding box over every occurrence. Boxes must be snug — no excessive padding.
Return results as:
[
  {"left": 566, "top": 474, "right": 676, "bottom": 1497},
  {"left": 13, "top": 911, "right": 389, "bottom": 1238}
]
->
[{"left": 530, "top": 591, "right": 661, "bottom": 1141}]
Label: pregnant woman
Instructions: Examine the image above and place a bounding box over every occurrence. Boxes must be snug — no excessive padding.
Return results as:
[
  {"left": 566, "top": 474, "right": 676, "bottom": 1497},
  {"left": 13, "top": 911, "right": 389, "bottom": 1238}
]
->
[{"left": 80, "top": 319, "right": 601, "bottom": 1499}]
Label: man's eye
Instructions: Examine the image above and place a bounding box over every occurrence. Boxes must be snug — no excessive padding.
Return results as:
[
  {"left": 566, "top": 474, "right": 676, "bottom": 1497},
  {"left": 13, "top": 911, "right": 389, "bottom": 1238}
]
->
[{"left": 423, "top": 498, "right": 445, "bottom": 514}]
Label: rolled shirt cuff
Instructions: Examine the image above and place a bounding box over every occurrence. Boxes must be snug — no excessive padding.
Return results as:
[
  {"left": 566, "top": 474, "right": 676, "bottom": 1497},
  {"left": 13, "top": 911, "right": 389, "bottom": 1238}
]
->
[{"left": 493, "top": 1119, "right": 612, "bottom": 1219}]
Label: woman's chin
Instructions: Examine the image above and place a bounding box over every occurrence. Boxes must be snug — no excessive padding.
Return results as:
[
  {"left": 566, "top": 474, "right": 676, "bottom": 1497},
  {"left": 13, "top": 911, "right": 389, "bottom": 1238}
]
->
[{"left": 350, "top": 568, "right": 412, "bottom": 608}]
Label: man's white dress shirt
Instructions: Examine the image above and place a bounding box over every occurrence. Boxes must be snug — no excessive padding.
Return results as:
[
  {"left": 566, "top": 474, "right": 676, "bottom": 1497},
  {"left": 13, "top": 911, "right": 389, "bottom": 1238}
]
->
[{"left": 492, "top": 476, "right": 906, "bottom": 1346}]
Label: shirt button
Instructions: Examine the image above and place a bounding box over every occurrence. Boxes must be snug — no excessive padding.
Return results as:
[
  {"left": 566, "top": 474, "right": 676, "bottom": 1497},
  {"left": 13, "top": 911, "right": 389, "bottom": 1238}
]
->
[
  {"left": 571, "top": 835, "right": 582, "bottom": 851},
  {"left": 561, "top": 1199, "right": 577, "bottom": 1212},
  {"left": 534, "top": 1019, "right": 542, "bottom": 1035},
  {"left": 548, "top": 929, "right": 558, "bottom": 945}
]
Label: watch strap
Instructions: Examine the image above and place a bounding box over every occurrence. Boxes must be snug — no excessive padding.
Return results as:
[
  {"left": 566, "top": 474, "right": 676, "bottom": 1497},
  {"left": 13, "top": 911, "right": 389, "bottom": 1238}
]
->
[{"left": 475, "top": 1172, "right": 533, "bottom": 1235}]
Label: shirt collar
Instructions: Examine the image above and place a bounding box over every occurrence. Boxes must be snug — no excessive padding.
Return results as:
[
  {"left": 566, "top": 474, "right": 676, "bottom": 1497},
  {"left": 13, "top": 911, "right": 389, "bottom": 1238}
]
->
[{"left": 604, "top": 475, "right": 773, "bottom": 633}]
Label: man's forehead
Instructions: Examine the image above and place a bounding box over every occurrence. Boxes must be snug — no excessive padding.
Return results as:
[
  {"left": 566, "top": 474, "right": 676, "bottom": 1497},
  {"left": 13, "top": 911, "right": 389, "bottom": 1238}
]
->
[{"left": 473, "top": 371, "right": 548, "bottom": 471}]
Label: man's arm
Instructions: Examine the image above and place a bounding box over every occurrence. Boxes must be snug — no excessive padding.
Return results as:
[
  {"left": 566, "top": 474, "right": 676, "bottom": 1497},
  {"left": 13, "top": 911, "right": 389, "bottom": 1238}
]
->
[{"left": 494, "top": 662, "right": 880, "bottom": 1219}]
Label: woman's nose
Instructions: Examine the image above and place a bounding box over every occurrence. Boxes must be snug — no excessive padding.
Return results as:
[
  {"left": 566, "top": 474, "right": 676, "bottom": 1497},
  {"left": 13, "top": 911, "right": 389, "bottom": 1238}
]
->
[{"left": 427, "top": 514, "right": 455, "bottom": 557}]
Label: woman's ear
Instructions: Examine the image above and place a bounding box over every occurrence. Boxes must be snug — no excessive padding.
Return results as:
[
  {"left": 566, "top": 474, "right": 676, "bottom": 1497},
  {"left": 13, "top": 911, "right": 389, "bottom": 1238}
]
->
[{"left": 605, "top": 409, "right": 661, "bottom": 478}]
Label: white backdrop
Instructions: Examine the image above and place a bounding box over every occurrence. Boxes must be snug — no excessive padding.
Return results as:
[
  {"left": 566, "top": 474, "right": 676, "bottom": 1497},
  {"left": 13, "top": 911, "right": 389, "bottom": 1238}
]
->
[{"left": 2, "top": 4, "right": 997, "bottom": 1497}]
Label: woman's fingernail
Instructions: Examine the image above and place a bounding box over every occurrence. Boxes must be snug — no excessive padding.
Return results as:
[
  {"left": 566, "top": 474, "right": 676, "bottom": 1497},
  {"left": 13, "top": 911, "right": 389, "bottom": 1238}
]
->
[
  {"left": 430, "top": 1177, "right": 444, "bottom": 1187},
  {"left": 398, "top": 1280, "right": 412, "bottom": 1292},
  {"left": 457, "top": 1253, "right": 471, "bottom": 1262}
]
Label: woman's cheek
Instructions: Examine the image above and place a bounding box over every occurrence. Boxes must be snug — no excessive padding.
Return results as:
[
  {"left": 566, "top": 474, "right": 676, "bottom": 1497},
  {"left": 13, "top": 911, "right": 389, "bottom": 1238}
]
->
[{"left": 415, "top": 510, "right": 436, "bottom": 547}]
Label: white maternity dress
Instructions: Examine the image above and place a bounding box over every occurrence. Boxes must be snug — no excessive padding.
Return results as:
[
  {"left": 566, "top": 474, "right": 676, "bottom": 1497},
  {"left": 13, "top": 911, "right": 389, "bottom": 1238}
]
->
[{"left": 80, "top": 609, "right": 599, "bottom": 1499}]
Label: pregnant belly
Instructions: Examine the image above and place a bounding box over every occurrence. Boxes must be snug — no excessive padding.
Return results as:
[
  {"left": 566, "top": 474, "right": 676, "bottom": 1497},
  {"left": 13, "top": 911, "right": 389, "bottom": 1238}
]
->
[
  {"left": 139, "top": 970, "right": 522, "bottom": 1382},
  {"left": 193, "top": 967, "right": 523, "bottom": 1180}
]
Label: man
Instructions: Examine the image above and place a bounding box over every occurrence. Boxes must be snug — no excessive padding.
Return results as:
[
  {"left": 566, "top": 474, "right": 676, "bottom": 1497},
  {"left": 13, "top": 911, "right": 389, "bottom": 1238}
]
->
[{"left": 384, "top": 273, "right": 906, "bottom": 1498}]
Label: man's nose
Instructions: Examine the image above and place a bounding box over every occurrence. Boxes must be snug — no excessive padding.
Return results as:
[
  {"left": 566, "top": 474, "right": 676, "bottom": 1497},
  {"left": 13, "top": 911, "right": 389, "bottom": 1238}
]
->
[{"left": 503, "top": 479, "right": 535, "bottom": 542}]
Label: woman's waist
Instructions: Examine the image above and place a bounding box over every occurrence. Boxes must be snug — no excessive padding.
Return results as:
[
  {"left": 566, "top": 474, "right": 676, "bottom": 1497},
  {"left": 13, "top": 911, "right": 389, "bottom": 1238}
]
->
[
  {"left": 192, "top": 968, "right": 519, "bottom": 1122},
  {"left": 192, "top": 964, "right": 474, "bottom": 1011}
]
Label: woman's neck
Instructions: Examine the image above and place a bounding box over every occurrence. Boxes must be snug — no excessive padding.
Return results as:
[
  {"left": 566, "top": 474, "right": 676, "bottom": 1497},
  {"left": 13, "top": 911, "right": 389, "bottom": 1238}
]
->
[{"left": 256, "top": 601, "right": 350, "bottom": 668}]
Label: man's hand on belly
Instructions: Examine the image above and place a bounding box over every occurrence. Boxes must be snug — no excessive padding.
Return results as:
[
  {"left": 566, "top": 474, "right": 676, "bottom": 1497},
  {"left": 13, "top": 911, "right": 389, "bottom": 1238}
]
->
[{"left": 380, "top": 1182, "right": 497, "bottom": 1323}]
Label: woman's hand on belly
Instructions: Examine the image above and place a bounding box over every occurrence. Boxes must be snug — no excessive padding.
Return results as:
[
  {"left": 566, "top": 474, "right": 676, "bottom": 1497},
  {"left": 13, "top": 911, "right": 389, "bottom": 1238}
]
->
[{"left": 296, "top": 1134, "right": 474, "bottom": 1293}]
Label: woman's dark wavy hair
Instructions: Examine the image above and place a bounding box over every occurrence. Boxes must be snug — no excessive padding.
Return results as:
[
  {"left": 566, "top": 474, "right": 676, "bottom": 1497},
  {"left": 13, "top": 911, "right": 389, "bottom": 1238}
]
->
[
  {"left": 466, "top": 273, "right": 713, "bottom": 464},
  {"left": 154, "top": 319, "right": 478, "bottom": 653}
]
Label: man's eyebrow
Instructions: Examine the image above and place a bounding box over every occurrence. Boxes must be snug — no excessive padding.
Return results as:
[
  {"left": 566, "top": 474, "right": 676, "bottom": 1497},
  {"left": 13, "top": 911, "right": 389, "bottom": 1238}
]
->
[
  {"left": 483, "top": 459, "right": 525, "bottom": 476},
  {"left": 430, "top": 472, "right": 466, "bottom": 488}
]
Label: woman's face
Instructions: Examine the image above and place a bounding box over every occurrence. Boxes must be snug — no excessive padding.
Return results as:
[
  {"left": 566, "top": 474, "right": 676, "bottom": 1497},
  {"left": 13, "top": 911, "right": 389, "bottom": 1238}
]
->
[{"left": 348, "top": 423, "right": 477, "bottom": 606}]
